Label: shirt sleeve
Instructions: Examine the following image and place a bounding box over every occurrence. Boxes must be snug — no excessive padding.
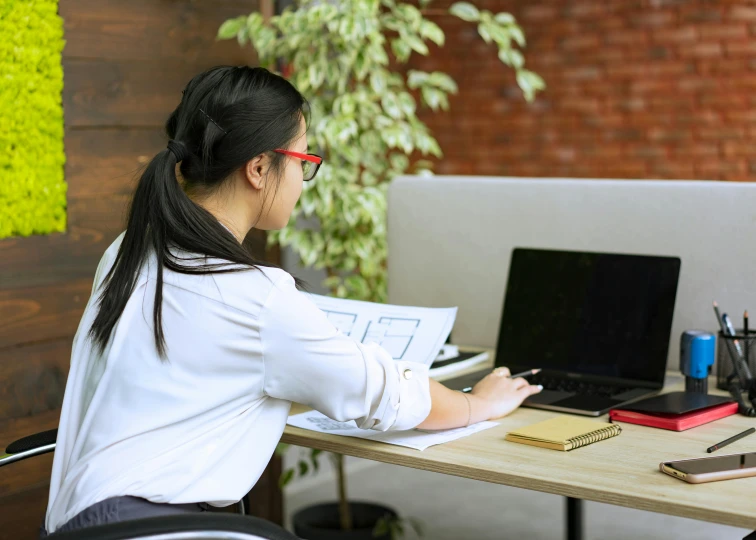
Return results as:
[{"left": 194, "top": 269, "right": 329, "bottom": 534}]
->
[{"left": 259, "top": 273, "right": 431, "bottom": 432}]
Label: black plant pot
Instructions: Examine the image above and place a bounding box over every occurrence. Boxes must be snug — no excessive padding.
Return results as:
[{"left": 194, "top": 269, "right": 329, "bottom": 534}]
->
[{"left": 292, "top": 501, "right": 398, "bottom": 540}]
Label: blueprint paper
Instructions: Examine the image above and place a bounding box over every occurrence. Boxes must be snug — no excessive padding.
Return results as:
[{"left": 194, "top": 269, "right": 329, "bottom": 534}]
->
[
  {"left": 287, "top": 410, "right": 497, "bottom": 451},
  {"left": 309, "top": 294, "right": 457, "bottom": 366}
]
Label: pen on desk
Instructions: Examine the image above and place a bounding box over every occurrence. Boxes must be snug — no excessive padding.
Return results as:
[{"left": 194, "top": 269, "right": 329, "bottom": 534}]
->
[
  {"left": 706, "top": 427, "right": 756, "bottom": 453},
  {"left": 462, "top": 368, "right": 541, "bottom": 393}
]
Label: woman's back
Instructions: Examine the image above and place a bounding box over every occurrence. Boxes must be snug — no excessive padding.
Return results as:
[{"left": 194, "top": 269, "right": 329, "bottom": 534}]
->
[{"left": 46, "top": 233, "right": 292, "bottom": 531}]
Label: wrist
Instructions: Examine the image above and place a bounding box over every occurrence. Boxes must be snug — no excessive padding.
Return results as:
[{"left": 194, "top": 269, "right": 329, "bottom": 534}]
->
[{"left": 467, "top": 393, "right": 493, "bottom": 424}]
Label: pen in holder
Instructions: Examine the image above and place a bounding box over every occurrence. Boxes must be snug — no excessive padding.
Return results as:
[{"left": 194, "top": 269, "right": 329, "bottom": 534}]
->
[{"left": 716, "top": 330, "right": 756, "bottom": 414}]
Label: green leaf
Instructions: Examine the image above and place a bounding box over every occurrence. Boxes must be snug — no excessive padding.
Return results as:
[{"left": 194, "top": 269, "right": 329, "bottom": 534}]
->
[
  {"left": 298, "top": 460, "right": 309, "bottom": 477},
  {"left": 449, "top": 2, "right": 480, "bottom": 22},
  {"left": 516, "top": 70, "right": 546, "bottom": 102},
  {"left": 370, "top": 71, "right": 387, "bottom": 94},
  {"left": 421, "top": 86, "right": 447, "bottom": 111},
  {"left": 495, "top": 12, "right": 516, "bottom": 24},
  {"left": 397, "top": 92, "right": 417, "bottom": 116},
  {"left": 389, "top": 153, "right": 410, "bottom": 171},
  {"left": 396, "top": 3, "right": 423, "bottom": 29},
  {"left": 498, "top": 48, "right": 524, "bottom": 69},
  {"left": 310, "top": 448, "right": 322, "bottom": 472},
  {"left": 308, "top": 63, "right": 325, "bottom": 90},
  {"left": 373, "top": 516, "right": 390, "bottom": 536},
  {"left": 406, "top": 70, "right": 429, "bottom": 89},
  {"left": 488, "top": 24, "right": 511, "bottom": 47},
  {"left": 279, "top": 469, "right": 295, "bottom": 488},
  {"left": 274, "top": 443, "right": 290, "bottom": 457},
  {"left": 237, "top": 28, "right": 248, "bottom": 46},
  {"left": 511, "top": 25, "right": 526, "bottom": 47},
  {"left": 391, "top": 39, "right": 412, "bottom": 62},
  {"left": 419, "top": 20, "right": 444, "bottom": 46},
  {"left": 381, "top": 93, "right": 403, "bottom": 119},
  {"left": 404, "top": 33, "right": 429, "bottom": 55},
  {"left": 428, "top": 72, "right": 458, "bottom": 93},
  {"left": 370, "top": 42, "right": 390, "bottom": 65},
  {"left": 477, "top": 22, "right": 492, "bottom": 44},
  {"left": 246, "top": 13, "right": 264, "bottom": 34},
  {"left": 217, "top": 17, "right": 245, "bottom": 40}
]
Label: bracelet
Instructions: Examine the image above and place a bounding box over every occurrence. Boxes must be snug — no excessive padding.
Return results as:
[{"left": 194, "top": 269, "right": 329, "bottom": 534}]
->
[{"left": 461, "top": 392, "right": 472, "bottom": 427}]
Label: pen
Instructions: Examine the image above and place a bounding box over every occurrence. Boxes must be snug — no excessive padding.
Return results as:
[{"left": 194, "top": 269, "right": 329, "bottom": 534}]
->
[
  {"left": 462, "top": 368, "right": 541, "bottom": 393},
  {"left": 713, "top": 301, "right": 724, "bottom": 331},
  {"left": 722, "top": 312, "right": 753, "bottom": 379},
  {"left": 745, "top": 311, "right": 750, "bottom": 337},
  {"left": 746, "top": 310, "right": 750, "bottom": 378},
  {"left": 706, "top": 427, "right": 756, "bottom": 453}
]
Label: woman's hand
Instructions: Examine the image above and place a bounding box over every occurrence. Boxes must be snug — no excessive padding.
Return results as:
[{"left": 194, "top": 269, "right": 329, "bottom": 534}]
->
[
  {"left": 470, "top": 367, "right": 543, "bottom": 420},
  {"left": 417, "top": 368, "right": 543, "bottom": 430}
]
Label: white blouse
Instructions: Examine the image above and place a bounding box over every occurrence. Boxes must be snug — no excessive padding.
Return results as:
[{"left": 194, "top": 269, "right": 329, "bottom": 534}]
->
[{"left": 45, "top": 233, "right": 431, "bottom": 533}]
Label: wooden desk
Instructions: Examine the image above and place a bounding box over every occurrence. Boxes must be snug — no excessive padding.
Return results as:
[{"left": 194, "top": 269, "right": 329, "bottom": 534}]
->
[{"left": 282, "top": 359, "right": 756, "bottom": 534}]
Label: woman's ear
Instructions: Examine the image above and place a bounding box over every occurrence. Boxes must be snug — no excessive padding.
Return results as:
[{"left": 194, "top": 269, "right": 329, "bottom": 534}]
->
[{"left": 244, "top": 155, "right": 267, "bottom": 191}]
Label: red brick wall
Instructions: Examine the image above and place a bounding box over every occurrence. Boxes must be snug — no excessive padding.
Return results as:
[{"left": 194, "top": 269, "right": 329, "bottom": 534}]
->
[{"left": 411, "top": 0, "right": 756, "bottom": 181}]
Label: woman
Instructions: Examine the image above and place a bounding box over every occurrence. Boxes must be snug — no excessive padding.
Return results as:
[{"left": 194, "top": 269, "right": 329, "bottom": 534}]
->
[{"left": 43, "top": 66, "right": 542, "bottom": 536}]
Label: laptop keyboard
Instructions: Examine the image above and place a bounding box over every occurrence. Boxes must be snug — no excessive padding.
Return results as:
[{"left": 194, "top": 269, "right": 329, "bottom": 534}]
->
[{"left": 529, "top": 373, "right": 632, "bottom": 398}]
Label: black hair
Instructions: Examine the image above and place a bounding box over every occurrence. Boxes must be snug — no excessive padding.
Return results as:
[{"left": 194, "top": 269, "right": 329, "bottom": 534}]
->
[{"left": 89, "top": 66, "right": 308, "bottom": 358}]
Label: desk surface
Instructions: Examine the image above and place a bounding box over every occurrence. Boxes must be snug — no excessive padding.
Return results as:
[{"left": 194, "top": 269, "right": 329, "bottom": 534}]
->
[{"left": 282, "top": 357, "right": 756, "bottom": 529}]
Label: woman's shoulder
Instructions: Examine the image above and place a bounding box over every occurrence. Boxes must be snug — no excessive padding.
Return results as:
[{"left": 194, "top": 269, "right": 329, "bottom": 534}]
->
[{"left": 189, "top": 263, "right": 295, "bottom": 316}]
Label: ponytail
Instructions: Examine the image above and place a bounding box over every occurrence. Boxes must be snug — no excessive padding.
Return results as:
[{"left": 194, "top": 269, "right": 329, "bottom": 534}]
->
[{"left": 89, "top": 66, "right": 307, "bottom": 358}]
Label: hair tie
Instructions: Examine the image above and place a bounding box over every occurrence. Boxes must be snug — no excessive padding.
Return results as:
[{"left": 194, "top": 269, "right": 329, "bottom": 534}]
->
[{"left": 167, "top": 140, "right": 190, "bottom": 162}]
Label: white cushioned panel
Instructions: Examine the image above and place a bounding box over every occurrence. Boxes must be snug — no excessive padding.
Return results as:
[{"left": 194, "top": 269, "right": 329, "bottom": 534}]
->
[{"left": 388, "top": 176, "right": 756, "bottom": 371}]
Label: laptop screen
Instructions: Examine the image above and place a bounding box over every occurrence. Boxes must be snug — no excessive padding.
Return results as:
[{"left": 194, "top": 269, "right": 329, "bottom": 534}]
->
[{"left": 496, "top": 248, "right": 681, "bottom": 385}]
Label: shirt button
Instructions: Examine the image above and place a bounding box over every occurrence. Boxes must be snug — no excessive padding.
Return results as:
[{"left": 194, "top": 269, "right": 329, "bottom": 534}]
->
[{"left": 403, "top": 368, "right": 413, "bottom": 380}]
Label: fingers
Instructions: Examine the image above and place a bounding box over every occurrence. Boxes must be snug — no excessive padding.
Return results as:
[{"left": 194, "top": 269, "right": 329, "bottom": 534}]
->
[
  {"left": 493, "top": 367, "right": 510, "bottom": 377},
  {"left": 519, "top": 384, "right": 543, "bottom": 397},
  {"left": 511, "top": 377, "right": 529, "bottom": 390}
]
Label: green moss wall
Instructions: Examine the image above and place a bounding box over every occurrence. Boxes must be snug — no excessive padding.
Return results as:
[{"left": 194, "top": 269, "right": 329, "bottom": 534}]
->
[{"left": 0, "top": 0, "right": 66, "bottom": 239}]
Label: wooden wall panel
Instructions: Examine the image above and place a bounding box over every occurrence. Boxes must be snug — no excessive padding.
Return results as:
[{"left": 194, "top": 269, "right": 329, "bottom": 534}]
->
[
  {"left": 0, "top": 280, "right": 90, "bottom": 350},
  {"left": 0, "top": 229, "right": 110, "bottom": 291},
  {"left": 65, "top": 129, "right": 165, "bottom": 198},
  {"left": 0, "top": 484, "right": 51, "bottom": 540},
  {"left": 0, "top": 340, "right": 72, "bottom": 424},
  {"left": 61, "top": 0, "right": 257, "bottom": 63},
  {"left": 62, "top": 58, "right": 233, "bottom": 127}
]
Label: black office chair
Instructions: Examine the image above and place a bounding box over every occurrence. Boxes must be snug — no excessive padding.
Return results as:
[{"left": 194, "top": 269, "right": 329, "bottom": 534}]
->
[{"left": 1, "top": 430, "right": 300, "bottom": 540}]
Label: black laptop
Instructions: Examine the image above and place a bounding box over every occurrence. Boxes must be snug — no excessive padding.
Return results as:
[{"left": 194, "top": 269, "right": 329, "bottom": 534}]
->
[{"left": 443, "top": 247, "right": 681, "bottom": 416}]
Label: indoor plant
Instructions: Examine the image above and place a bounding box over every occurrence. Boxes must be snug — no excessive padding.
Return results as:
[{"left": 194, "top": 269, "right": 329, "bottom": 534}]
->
[{"left": 218, "top": 1, "right": 543, "bottom": 537}]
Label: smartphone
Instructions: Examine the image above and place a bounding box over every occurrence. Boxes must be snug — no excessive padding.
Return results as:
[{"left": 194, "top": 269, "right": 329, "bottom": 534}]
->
[{"left": 660, "top": 452, "right": 756, "bottom": 484}]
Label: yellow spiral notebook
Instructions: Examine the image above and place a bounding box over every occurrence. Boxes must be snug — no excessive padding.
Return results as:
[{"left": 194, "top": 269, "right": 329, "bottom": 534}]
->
[{"left": 505, "top": 416, "right": 622, "bottom": 451}]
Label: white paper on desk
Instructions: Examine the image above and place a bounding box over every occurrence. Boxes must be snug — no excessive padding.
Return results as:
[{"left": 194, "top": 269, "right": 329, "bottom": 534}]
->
[
  {"left": 287, "top": 410, "right": 497, "bottom": 451},
  {"left": 309, "top": 294, "right": 457, "bottom": 366}
]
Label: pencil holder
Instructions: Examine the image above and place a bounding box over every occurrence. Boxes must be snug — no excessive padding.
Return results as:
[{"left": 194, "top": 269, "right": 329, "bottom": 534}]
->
[{"left": 716, "top": 330, "right": 756, "bottom": 391}]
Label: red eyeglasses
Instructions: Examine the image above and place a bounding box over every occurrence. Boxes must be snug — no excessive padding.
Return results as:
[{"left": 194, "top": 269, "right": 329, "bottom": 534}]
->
[{"left": 274, "top": 149, "right": 323, "bottom": 181}]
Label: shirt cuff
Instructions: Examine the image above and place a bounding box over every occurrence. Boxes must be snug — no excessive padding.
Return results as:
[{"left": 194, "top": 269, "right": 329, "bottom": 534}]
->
[{"left": 356, "top": 343, "right": 432, "bottom": 432}]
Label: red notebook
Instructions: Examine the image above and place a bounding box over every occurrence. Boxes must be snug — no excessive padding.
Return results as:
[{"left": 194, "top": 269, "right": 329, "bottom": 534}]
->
[{"left": 609, "top": 401, "right": 738, "bottom": 431}]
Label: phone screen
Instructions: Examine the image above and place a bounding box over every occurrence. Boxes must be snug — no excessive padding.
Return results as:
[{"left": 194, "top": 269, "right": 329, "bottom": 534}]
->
[{"left": 668, "top": 452, "right": 756, "bottom": 474}]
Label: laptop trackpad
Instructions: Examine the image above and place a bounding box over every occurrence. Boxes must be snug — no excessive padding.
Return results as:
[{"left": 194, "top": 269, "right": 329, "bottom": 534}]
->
[{"left": 526, "top": 390, "right": 574, "bottom": 405}]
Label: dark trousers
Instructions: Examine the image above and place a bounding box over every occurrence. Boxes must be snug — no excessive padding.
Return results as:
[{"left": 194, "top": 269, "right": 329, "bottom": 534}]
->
[{"left": 41, "top": 496, "right": 207, "bottom": 537}]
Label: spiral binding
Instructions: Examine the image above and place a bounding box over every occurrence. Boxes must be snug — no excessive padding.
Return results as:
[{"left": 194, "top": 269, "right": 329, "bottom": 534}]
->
[{"left": 566, "top": 425, "right": 622, "bottom": 449}]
